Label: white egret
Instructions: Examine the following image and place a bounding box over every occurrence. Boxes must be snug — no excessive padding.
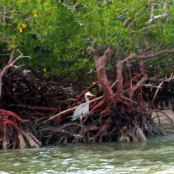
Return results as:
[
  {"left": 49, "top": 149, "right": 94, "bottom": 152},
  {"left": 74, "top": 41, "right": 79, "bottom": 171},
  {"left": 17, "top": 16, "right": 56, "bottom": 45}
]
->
[{"left": 71, "top": 91, "right": 94, "bottom": 123}]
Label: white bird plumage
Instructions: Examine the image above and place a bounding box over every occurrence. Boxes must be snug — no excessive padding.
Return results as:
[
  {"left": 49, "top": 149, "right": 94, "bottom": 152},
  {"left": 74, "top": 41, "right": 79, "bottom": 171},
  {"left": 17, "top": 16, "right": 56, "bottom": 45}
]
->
[{"left": 71, "top": 91, "right": 94, "bottom": 121}]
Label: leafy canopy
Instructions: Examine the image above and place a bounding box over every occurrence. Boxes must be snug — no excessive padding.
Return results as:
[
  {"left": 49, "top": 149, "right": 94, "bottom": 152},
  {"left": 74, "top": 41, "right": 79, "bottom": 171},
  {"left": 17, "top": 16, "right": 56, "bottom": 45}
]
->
[{"left": 0, "top": 0, "right": 174, "bottom": 79}]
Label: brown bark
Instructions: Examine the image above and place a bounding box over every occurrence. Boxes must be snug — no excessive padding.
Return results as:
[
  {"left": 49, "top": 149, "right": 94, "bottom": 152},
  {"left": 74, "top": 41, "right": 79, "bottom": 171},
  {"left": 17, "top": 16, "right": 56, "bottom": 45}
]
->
[
  {"left": 12, "top": 104, "right": 61, "bottom": 111},
  {"left": 93, "top": 45, "right": 114, "bottom": 104}
]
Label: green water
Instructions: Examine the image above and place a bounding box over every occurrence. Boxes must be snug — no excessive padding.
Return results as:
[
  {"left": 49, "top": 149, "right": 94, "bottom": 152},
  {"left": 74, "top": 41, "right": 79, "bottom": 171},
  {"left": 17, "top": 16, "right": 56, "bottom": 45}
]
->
[{"left": 1, "top": 134, "right": 174, "bottom": 174}]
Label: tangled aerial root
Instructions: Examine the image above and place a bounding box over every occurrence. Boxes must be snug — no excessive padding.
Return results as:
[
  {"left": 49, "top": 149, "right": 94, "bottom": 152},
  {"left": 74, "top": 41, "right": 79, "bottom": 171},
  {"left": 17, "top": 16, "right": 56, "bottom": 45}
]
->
[
  {"left": 1, "top": 47, "right": 174, "bottom": 148},
  {"left": 0, "top": 109, "right": 41, "bottom": 149}
]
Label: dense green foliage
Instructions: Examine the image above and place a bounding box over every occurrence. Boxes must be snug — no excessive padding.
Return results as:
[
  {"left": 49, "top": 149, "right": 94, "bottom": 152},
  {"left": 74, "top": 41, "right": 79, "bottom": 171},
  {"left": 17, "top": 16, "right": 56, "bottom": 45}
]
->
[{"left": 0, "top": 0, "right": 174, "bottom": 80}]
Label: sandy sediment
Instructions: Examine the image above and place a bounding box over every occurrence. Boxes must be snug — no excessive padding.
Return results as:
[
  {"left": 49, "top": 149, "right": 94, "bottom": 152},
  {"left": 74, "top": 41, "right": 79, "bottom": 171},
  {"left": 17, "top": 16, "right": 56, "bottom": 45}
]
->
[{"left": 152, "top": 109, "right": 174, "bottom": 124}]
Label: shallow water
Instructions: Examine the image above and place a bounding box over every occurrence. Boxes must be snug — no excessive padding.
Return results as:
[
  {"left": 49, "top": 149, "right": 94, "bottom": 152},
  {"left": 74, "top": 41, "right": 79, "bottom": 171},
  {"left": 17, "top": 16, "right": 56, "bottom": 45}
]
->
[{"left": 1, "top": 134, "right": 174, "bottom": 174}]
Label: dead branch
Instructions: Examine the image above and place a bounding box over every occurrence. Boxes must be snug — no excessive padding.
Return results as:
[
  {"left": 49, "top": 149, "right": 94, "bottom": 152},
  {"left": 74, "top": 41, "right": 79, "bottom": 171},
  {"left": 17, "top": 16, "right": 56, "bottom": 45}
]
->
[
  {"left": 0, "top": 49, "right": 30, "bottom": 99},
  {"left": 132, "top": 75, "right": 148, "bottom": 93},
  {"left": 146, "top": 0, "right": 168, "bottom": 24},
  {"left": 152, "top": 81, "right": 164, "bottom": 104}
]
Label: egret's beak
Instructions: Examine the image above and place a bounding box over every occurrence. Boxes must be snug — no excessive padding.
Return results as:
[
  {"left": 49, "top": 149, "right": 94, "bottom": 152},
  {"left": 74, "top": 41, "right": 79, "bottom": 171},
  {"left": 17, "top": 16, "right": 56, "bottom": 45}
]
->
[{"left": 89, "top": 93, "right": 95, "bottom": 97}]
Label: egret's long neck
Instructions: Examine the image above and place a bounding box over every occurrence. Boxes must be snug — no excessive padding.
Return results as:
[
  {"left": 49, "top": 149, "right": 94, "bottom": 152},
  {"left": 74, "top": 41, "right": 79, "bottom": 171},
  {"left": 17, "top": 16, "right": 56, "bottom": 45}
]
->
[{"left": 85, "top": 94, "right": 89, "bottom": 102}]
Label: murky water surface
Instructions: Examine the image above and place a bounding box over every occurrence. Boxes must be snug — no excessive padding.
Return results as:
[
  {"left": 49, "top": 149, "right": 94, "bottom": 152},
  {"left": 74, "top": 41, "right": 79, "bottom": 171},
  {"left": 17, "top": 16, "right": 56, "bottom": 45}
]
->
[{"left": 1, "top": 134, "right": 174, "bottom": 174}]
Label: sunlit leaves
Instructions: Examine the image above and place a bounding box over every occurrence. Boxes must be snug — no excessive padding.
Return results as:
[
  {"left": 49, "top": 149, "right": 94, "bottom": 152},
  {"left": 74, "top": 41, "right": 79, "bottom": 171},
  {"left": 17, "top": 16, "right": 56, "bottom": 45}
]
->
[{"left": 0, "top": 0, "right": 174, "bottom": 80}]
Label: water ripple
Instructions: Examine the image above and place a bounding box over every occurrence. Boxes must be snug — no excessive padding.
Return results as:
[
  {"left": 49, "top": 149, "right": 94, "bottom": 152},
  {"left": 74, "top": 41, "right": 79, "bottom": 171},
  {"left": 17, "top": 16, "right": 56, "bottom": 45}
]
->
[{"left": 1, "top": 134, "right": 174, "bottom": 173}]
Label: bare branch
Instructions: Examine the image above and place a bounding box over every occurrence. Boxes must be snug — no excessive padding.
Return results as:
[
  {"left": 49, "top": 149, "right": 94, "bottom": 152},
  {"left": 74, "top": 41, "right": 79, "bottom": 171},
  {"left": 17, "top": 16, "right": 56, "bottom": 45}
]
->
[
  {"left": 137, "top": 48, "right": 174, "bottom": 59},
  {"left": 0, "top": 49, "right": 30, "bottom": 99},
  {"left": 7, "top": 48, "right": 16, "bottom": 64},
  {"left": 123, "top": 48, "right": 174, "bottom": 62},
  {"left": 146, "top": 0, "right": 168, "bottom": 24}
]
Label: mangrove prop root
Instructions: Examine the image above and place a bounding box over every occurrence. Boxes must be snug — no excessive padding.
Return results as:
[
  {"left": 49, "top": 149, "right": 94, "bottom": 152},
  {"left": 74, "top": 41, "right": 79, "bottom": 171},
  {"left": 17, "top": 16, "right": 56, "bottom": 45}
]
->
[
  {"left": 18, "top": 132, "right": 27, "bottom": 149},
  {"left": 1, "top": 47, "right": 174, "bottom": 148},
  {"left": 94, "top": 45, "right": 114, "bottom": 104},
  {"left": 44, "top": 46, "right": 174, "bottom": 145},
  {"left": 21, "top": 130, "right": 41, "bottom": 148},
  {"left": 0, "top": 108, "right": 40, "bottom": 149}
]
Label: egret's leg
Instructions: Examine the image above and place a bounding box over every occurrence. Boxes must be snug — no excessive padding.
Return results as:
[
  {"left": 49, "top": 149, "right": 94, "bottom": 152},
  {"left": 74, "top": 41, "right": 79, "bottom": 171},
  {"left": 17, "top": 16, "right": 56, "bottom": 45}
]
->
[{"left": 80, "top": 116, "right": 83, "bottom": 125}]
